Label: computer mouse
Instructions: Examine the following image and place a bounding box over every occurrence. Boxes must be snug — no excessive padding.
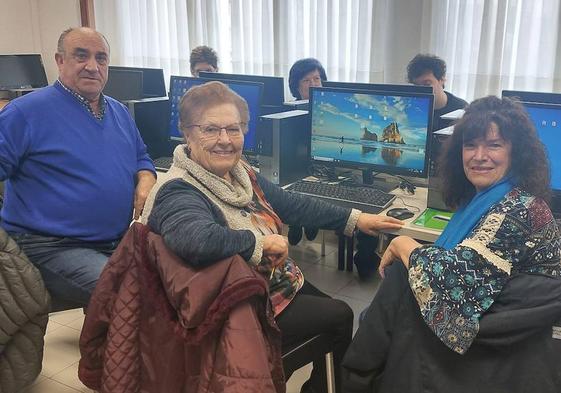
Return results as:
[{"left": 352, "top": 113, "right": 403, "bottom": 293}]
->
[{"left": 386, "top": 208, "right": 415, "bottom": 220}]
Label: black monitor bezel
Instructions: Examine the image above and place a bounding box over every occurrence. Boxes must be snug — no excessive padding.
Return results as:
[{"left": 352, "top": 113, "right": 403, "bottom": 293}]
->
[
  {"left": 0, "top": 54, "right": 48, "bottom": 90},
  {"left": 502, "top": 90, "right": 561, "bottom": 105},
  {"left": 109, "top": 66, "right": 166, "bottom": 98},
  {"left": 308, "top": 86, "right": 434, "bottom": 179},
  {"left": 323, "top": 81, "right": 433, "bottom": 95},
  {"left": 167, "top": 75, "right": 264, "bottom": 154},
  {"left": 199, "top": 71, "right": 284, "bottom": 106}
]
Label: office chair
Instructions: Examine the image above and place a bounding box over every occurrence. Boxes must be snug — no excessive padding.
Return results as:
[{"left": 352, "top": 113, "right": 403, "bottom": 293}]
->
[{"left": 282, "top": 333, "right": 336, "bottom": 393}]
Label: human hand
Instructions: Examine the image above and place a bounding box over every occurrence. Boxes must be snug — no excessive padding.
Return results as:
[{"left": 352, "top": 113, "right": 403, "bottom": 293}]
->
[
  {"left": 378, "top": 236, "right": 421, "bottom": 278},
  {"left": 134, "top": 170, "right": 157, "bottom": 220},
  {"left": 262, "top": 234, "right": 289, "bottom": 268},
  {"left": 355, "top": 213, "right": 403, "bottom": 236}
]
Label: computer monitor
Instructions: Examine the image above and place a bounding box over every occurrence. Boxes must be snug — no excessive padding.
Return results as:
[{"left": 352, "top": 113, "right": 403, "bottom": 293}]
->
[
  {"left": 502, "top": 90, "right": 561, "bottom": 105},
  {"left": 199, "top": 71, "right": 284, "bottom": 107},
  {"left": 108, "top": 66, "right": 166, "bottom": 98},
  {"left": 168, "top": 76, "right": 264, "bottom": 153},
  {"left": 323, "top": 81, "right": 433, "bottom": 95},
  {"left": 103, "top": 69, "right": 144, "bottom": 101},
  {"left": 309, "top": 86, "right": 434, "bottom": 178},
  {"left": 0, "top": 54, "right": 48, "bottom": 90},
  {"left": 521, "top": 102, "right": 561, "bottom": 214}
]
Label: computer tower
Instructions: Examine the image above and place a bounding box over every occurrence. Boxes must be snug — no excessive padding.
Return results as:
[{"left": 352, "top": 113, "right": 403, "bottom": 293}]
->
[
  {"left": 427, "top": 127, "right": 453, "bottom": 211},
  {"left": 257, "top": 110, "right": 310, "bottom": 186},
  {"left": 125, "top": 97, "right": 172, "bottom": 159}
]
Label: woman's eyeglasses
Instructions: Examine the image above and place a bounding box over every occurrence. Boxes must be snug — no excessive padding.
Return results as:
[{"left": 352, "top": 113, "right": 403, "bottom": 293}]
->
[{"left": 187, "top": 123, "right": 246, "bottom": 139}]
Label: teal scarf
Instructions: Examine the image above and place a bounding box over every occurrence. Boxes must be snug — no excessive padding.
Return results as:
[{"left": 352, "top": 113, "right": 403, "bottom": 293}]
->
[{"left": 435, "top": 176, "right": 514, "bottom": 250}]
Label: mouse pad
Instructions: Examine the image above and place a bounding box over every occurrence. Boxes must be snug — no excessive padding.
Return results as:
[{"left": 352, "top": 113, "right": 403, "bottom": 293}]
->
[{"left": 413, "top": 208, "right": 454, "bottom": 231}]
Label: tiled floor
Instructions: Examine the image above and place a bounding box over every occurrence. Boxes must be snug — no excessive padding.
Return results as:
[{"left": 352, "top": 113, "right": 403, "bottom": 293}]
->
[{"left": 23, "top": 233, "right": 381, "bottom": 393}]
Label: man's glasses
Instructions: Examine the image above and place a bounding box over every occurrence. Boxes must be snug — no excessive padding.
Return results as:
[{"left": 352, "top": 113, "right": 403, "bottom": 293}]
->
[{"left": 187, "top": 123, "right": 246, "bottom": 139}]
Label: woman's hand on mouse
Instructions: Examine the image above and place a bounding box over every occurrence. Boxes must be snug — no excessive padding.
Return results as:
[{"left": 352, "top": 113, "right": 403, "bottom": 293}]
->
[
  {"left": 378, "top": 236, "right": 422, "bottom": 278},
  {"left": 355, "top": 213, "right": 403, "bottom": 236}
]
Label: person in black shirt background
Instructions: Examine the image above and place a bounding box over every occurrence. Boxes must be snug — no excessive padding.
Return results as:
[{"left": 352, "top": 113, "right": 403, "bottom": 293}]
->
[{"left": 407, "top": 53, "right": 468, "bottom": 131}]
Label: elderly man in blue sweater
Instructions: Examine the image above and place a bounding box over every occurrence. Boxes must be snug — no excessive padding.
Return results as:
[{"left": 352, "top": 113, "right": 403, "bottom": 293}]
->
[{"left": 0, "top": 27, "right": 156, "bottom": 307}]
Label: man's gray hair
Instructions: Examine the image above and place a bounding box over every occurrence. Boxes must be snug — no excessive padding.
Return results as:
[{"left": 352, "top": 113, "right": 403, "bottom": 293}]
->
[{"left": 56, "top": 27, "right": 110, "bottom": 54}]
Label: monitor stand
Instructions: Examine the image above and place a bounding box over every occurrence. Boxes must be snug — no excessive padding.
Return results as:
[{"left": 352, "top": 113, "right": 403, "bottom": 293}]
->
[{"left": 362, "top": 169, "right": 397, "bottom": 193}]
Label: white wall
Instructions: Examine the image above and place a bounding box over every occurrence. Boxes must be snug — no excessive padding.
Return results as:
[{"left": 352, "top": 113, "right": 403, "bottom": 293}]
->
[{"left": 0, "top": 0, "right": 81, "bottom": 83}]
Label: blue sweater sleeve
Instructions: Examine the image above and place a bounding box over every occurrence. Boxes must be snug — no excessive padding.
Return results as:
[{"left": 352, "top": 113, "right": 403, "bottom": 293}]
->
[
  {"left": 0, "top": 103, "right": 32, "bottom": 181},
  {"left": 127, "top": 114, "right": 155, "bottom": 175}
]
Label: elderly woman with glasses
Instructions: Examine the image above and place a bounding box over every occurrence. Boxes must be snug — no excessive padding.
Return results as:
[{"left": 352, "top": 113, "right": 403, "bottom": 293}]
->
[{"left": 141, "top": 81, "right": 402, "bottom": 393}]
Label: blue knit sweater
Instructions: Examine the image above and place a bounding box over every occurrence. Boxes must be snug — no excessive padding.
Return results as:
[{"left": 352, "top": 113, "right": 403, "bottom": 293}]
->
[{"left": 0, "top": 83, "right": 155, "bottom": 241}]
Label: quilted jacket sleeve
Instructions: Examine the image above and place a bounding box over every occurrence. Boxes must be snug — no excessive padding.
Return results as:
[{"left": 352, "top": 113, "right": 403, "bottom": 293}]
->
[{"left": 0, "top": 229, "right": 50, "bottom": 393}]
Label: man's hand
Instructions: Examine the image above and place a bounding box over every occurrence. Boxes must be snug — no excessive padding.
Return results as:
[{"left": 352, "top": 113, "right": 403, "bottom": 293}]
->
[
  {"left": 134, "top": 170, "right": 156, "bottom": 220},
  {"left": 378, "top": 236, "right": 421, "bottom": 278},
  {"left": 355, "top": 212, "right": 404, "bottom": 236},
  {"left": 262, "top": 234, "right": 289, "bottom": 268}
]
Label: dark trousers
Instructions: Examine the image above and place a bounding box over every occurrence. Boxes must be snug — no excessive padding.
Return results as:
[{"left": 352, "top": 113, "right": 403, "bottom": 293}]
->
[{"left": 277, "top": 281, "right": 354, "bottom": 393}]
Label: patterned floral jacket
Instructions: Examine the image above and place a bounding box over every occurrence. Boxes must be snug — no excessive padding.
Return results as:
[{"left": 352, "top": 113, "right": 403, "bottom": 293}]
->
[{"left": 409, "top": 188, "right": 561, "bottom": 354}]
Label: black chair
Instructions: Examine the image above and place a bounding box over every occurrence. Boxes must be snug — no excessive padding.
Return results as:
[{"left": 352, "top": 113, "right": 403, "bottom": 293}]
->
[{"left": 282, "top": 334, "right": 336, "bottom": 393}]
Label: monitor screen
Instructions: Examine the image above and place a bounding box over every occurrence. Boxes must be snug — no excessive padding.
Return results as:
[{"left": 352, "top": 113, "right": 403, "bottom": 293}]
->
[
  {"left": 0, "top": 54, "right": 48, "bottom": 90},
  {"left": 199, "top": 71, "right": 284, "bottom": 107},
  {"left": 168, "top": 76, "right": 264, "bottom": 153},
  {"left": 323, "top": 81, "right": 433, "bottom": 95},
  {"left": 522, "top": 102, "right": 561, "bottom": 192},
  {"left": 103, "top": 69, "right": 144, "bottom": 101},
  {"left": 109, "top": 66, "right": 166, "bottom": 98},
  {"left": 502, "top": 90, "right": 561, "bottom": 105},
  {"left": 309, "top": 87, "right": 434, "bottom": 178}
]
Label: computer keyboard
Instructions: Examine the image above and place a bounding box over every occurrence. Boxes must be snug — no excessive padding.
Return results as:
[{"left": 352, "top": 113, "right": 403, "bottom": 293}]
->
[
  {"left": 153, "top": 156, "right": 173, "bottom": 171},
  {"left": 286, "top": 180, "right": 396, "bottom": 214}
]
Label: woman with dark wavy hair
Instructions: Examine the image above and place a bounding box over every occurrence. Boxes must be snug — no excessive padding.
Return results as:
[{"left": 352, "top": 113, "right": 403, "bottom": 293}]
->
[
  {"left": 439, "top": 95, "right": 551, "bottom": 208},
  {"left": 342, "top": 96, "right": 561, "bottom": 393}
]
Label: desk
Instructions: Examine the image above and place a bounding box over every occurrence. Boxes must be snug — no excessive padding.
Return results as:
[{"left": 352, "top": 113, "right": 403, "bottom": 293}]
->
[
  {"left": 379, "top": 187, "right": 441, "bottom": 243},
  {"left": 337, "top": 187, "right": 442, "bottom": 271}
]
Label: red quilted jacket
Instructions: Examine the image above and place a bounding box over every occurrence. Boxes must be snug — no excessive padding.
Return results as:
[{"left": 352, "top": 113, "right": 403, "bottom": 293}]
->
[{"left": 78, "top": 223, "right": 285, "bottom": 393}]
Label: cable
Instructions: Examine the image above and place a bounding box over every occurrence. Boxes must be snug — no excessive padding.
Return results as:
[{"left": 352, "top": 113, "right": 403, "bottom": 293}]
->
[{"left": 393, "top": 196, "right": 422, "bottom": 212}]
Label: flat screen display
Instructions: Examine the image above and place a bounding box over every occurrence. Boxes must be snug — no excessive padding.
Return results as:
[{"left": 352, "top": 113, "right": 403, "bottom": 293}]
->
[
  {"left": 103, "top": 69, "right": 144, "bottom": 101},
  {"left": 109, "top": 66, "right": 166, "bottom": 98},
  {"left": 199, "top": 72, "right": 284, "bottom": 107},
  {"left": 309, "top": 87, "right": 434, "bottom": 178},
  {"left": 523, "top": 102, "right": 561, "bottom": 191},
  {"left": 168, "top": 76, "right": 263, "bottom": 153},
  {"left": 0, "top": 54, "right": 48, "bottom": 89}
]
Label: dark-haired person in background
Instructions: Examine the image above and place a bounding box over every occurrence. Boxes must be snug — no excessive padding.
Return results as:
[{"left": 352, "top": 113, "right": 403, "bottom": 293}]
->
[
  {"left": 342, "top": 96, "right": 561, "bottom": 393},
  {"left": 288, "top": 57, "right": 327, "bottom": 100},
  {"left": 407, "top": 53, "right": 468, "bottom": 131},
  {"left": 190, "top": 45, "right": 219, "bottom": 77},
  {"left": 287, "top": 58, "right": 328, "bottom": 245}
]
